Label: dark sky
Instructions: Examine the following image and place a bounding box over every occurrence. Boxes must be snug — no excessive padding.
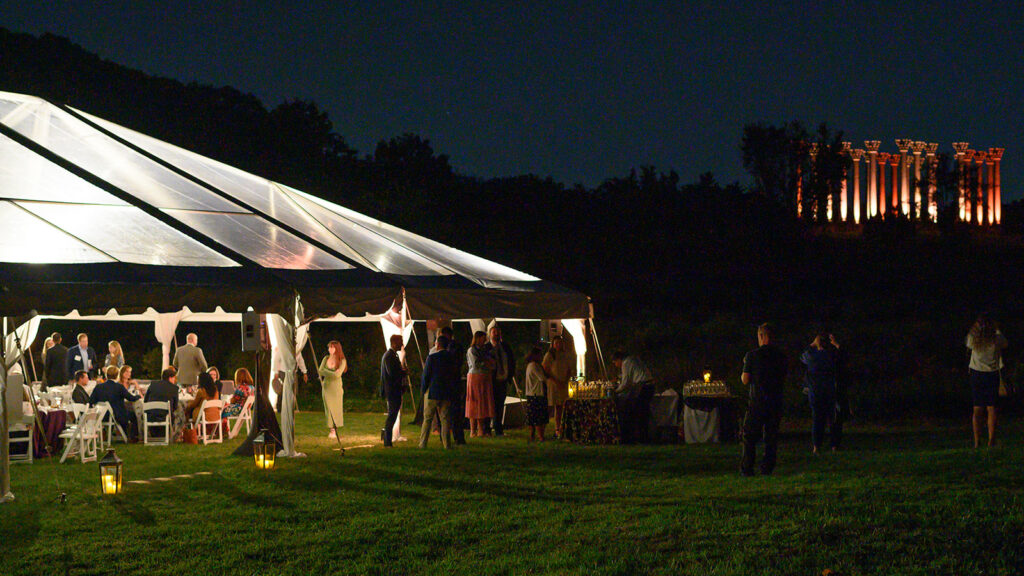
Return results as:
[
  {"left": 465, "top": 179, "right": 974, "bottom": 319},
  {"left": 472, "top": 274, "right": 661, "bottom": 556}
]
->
[{"left": 4, "top": 1, "right": 1023, "bottom": 194}]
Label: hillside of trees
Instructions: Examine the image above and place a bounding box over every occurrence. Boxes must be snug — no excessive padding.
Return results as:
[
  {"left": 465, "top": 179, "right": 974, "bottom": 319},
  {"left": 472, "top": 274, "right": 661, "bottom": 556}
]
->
[{"left": 4, "top": 27, "right": 1024, "bottom": 418}]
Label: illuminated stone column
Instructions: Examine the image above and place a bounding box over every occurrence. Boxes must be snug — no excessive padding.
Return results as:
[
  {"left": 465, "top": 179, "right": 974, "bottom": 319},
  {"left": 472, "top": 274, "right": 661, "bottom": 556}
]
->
[
  {"left": 865, "top": 141, "right": 880, "bottom": 218},
  {"left": 851, "top": 149, "right": 865, "bottom": 224},
  {"left": 925, "top": 143, "right": 938, "bottom": 222},
  {"left": 889, "top": 154, "right": 901, "bottom": 214},
  {"left": 973, "top": 150, "right": 987, "bottom": 224},
  {"left": 802, "top": 142, "right": 817, "bottom": 219},
  {"left": 910, "top": 141, "right": 926, "bottom": 219},
  {"left": 963, "top": 149, "right": 976, "bottom": 223},
  {"left": 990, "top": 148, "right": 1004, "bottom": 224},
  {"left": 986, "top": 152, "right": 995, "bottom": 225},
  {"left": 896, "top": 139, "right": 913, "bottom": 216},
  {"left": 841, "top": 142, "right": 852, "bottom": 222},
  {"left": 877, "top": 152, "right": 890, "bottom": 217},
  {"left": 952, "top": 142, "right": 970, "bottom": 221}
]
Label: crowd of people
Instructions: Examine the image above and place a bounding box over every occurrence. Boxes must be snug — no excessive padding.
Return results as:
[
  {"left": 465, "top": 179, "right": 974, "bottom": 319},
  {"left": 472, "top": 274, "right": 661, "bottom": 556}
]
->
[{"left": 39, "top": 331, "right": 256, "bottom": 444}]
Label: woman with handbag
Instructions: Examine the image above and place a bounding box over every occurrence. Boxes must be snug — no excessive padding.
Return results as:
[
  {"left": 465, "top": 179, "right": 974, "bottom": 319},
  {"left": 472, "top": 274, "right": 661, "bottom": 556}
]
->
[{"left": 966, "top": 313, "right": 1008, "bottom": 448}]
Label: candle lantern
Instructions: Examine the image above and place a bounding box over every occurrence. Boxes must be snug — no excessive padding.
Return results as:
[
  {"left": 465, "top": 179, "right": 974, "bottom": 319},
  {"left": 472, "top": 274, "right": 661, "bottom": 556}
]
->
[
  {"left": 253, "top": 429, "right": 276, "bottom": 470},
  {"left": 98, "top": 449, "right": 123, "bottom": 495},
  {"left": 568, "top": 379, "right": 577, "bottom": 399},
  {"left": 703, "top": 370, "right": 712, "bottom": 384}
]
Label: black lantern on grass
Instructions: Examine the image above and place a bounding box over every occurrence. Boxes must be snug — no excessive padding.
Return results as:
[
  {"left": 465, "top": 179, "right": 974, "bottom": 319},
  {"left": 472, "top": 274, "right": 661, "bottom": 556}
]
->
[
  {"left": 98, "top": 449, "right": 123, "bottom": 495},
  {"left": 253, "top": 429, "right": 275, "bottom": 470}
]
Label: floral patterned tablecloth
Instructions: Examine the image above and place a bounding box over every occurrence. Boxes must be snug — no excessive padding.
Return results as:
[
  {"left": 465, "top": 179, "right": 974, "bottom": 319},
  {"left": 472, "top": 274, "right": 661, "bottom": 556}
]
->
[{"left": 563, "top": 398, "right": 620, "bottom": 444}]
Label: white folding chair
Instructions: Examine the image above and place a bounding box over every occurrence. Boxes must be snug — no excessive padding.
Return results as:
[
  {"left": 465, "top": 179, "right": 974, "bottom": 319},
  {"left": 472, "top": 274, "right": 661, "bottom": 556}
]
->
[
  {"left": 96, "top": 402, "right": 129, "bottom": 447},
  {"left": 69, "top": 403, "right": 89, "bottom": 424},
  {"left": 8, "top": 423, "right": 33, "bottom": 464},
  {"left": 196, "top": 399, "right": 224, "bottom": 445},
  {"left": 227, "top": 395, "right": 255, "bottom": 439},
  {"left": 142, "top": 401, "right": 171, "bottom": 445},
  {"left": 59, "top": 409, "right": 101, "bottom": 463}
]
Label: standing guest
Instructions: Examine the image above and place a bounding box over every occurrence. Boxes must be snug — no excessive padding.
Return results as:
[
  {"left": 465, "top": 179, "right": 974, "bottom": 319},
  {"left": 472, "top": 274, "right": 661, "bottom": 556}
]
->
[
  {"left": 90, "top": 365, "right": 141, "bottom": 442},
  {"left": 380, "top": 334, "right": 408, "bottom": 447},
  {"left": 104, "top": 340, "right": 125, "bottom": 369},
  {"left": 611, "top": 350, "right": 656, "bottom": 444},
  {"left": 41, "top": 337, "right": 54, "bottom": 374},
  {"left": 185, "top": 372, "right": 221, "bottom": 433},
  {"left": 71, "top": 370, "right": 91, "bottom": 405},
  {"left": 66, "top": 332, "right": 99, "bottom": 380},
  {"left": 317, "top": 340, "right": 347, "bottom": 439},
  {"left": 800, "top": 332, "right": 840, "bottom": 454},
  {"left": 441, "top": 326, "right": 467, "bottom": 445},
  {"left": 523, "top": 346, "right": 549, "bottom": 442},
  {"left": 172, "top": 333, "right": 209, "bottom": 388},
  {"left": 419, "top": 335, "right": 456, "bottom": 449},
  {"left": 740, "top": 323, "right": 788, "bottom": 477},
  {"left": 222, "top": 368, "right": 255, "bottom": 418},
  {"left": 966, "top": 314, "right": 1008, "bottom": 448},
  {"left": 465, "top": 331, "right": 496, "bottom": 438},
  {"left": 485, "top": 325, "right": 516, "bottom": 436},
  {"left": 144, "top": 367, "right": 184, "bottom": 440},
  {"left": 43, "top": 332, "right": 68, "bottom": 390},
  {"left": 543, "top": 335, "right": 574, "bottom": 438}
]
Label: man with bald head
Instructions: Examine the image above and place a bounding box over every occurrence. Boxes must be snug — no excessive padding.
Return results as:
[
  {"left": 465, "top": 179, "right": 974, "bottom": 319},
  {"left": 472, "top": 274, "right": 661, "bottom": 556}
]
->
[{"left": 172, "top": 333, "right": 208, "bottom": 389}]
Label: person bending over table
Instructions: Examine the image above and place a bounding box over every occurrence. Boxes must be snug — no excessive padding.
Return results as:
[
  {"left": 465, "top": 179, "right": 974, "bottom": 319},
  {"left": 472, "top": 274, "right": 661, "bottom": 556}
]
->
[
  {"left": 611, "top": 350, "right": 656, "bottom": 444},
  {"left": 90, "top": 365, "right": 141, "bottom": 442}
]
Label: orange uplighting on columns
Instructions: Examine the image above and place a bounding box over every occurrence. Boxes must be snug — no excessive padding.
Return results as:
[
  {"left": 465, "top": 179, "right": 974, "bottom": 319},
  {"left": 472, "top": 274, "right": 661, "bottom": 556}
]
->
[{"left": 851, "top": 149, "right": 865, "bottom": 224}]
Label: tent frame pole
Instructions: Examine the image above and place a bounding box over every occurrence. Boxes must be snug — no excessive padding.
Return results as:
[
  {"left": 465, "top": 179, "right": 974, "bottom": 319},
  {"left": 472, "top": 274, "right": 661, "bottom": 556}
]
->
[{"left": 1, "top": 317, "right": 12, "bottom": 502}]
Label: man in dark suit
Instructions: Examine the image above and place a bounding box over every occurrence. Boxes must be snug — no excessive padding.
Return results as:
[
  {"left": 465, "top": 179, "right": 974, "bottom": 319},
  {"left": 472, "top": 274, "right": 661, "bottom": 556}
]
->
[
  {"left": 418, "top": 335, "right": 456, "bottom": 449},
  {"left": 144, "top": 366, "right": 181, "bottom": 441},
  {"left": 90, "top": 365, "right": 141, "bottom": 442},
  {"left": 484, "top": 325, "right": 516, "bottom": 436},
  {"left": 380, "top": 334, "right": 408, "bottom": 447},
  {"left": 441, "top": 326, "right": 467, "bottom": 445},
  {"left": 43, "top": 332, "right": 69, "bottom": 389},
  {"left": 65, "top": 333, "right": 99, "bottom": 380},
  {"left": 70, "top": 370, "right": 91, "bottom": 405}
]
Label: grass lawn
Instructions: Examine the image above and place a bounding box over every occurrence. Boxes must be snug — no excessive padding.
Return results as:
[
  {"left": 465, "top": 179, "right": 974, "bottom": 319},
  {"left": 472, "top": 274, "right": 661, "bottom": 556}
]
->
[{"left": 1, "top": 411, "right": 1023, "bottom": 575}]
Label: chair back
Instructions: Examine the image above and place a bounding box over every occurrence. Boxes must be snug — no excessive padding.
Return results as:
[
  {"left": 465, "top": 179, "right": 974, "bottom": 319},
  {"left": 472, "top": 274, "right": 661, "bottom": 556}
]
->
[
  {"left": 197, "top": 399, "right": 224, "bottom": 444},
  {"left": 200, "top": 399, "right": 224, "bottom": 422},
  {"left": 220, "top": 380, "right": 235, "bottom": 396},
  {"left": 78, "top": 409, "right": 102, "bottom": 439},
  {"left": 70, "top": 402, "right": 89, "bottom": 422},
  {"left": 142, "top": 401, "right": 171, "bottom": 445},
  {"left": 142, "top": 401, "right": 171, "bottom": 420}
]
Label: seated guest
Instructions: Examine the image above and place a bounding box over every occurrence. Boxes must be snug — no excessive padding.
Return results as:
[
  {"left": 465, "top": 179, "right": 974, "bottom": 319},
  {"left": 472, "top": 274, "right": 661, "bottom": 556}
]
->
[
  {"left": 222, "top": 368, "right": 255, "bottom": 418},
  {"left": 117, "top": 365, "right": 139, "bottom": 394},
  {"left": 185, "top": 373, "right": 222, "bottom": 434},
  {"left": 207, "top": 366, "right": 224, "bottom": 394},
  {"left": 71, "top": 370, "right": 91, "bottom": 405},
  {"left": 144, "top": 367, "right": 186, "bottom": 441},
  {"left": 523, "top": 346, "right": 549, "bottom": 442},
  {"left": 611, "top": 350, "right": 656, "bottom": 444},
  {"left": 90, "top": 365, "right": 141, "bottom": 441}
]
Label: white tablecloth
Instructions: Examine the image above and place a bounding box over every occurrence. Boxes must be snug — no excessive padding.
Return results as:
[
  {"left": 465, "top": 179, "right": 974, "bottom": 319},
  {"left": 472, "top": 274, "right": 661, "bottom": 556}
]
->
[{"left": 683, "top": 406, "right": 720, "bottom": 443}]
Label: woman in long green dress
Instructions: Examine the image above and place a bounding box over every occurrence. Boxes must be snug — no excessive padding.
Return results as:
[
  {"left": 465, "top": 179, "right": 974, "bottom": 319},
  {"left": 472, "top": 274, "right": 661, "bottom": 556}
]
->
[{"left": 317, "top": 340, "right": 347, "bottom": 439}]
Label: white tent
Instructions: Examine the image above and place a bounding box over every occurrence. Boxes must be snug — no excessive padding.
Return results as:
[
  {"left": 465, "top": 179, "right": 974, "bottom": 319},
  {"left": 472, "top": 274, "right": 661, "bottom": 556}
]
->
[{"left": 0, "top": 90, "right": 594, "bottom": 501}]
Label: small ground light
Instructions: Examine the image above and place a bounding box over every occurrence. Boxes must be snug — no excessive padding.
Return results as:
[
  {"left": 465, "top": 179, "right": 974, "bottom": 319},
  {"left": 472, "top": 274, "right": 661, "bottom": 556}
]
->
[
  {"left": 99, "top": 449, "right": 123, "bottom": 495},
  {"left": 254, "top": 429, "right": 275, "bottom": 470}
]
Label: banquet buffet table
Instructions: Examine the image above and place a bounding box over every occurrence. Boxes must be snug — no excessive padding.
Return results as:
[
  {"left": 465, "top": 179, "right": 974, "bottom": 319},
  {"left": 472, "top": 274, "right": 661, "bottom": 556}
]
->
[
  {"left": 562, "top": 398, "right": 620, "bottom": 444},
  {"left": 681, "top": 380, "right": 738, "bottom": 443}
]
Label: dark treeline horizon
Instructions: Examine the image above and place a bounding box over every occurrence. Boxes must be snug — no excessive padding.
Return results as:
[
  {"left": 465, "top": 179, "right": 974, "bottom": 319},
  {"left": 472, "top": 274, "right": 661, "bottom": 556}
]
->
[{"left": 6, "top": 28, "right": 1024, "bottom": 417}]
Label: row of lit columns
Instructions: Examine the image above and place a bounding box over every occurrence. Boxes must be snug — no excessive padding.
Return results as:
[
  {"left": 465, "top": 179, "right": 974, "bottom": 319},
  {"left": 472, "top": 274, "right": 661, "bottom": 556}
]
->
[{"left": 806, "top": 140, "right": 1004, "bottom": 225}]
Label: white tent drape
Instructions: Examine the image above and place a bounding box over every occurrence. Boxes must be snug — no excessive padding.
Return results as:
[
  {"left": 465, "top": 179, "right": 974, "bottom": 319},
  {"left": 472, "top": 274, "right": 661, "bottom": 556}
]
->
[
  {"left": 379, "top": 295, "right": 413, "bottom": 441},
  {"left": 154, "top": 311, "right": 183, "bottom": 369},
  {"left": 3, "top": 317, "right": 41, "bottom": 372},
  {"left": 266, "top": 311, "right": 300, "bottom": 457}
]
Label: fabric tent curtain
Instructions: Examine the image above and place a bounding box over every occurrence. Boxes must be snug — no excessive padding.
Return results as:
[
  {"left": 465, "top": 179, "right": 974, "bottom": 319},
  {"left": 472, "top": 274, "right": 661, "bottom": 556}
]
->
[
  {"left": 379, "top": 295, "right": 413, "bottom": 440},
  {"left": 294, "top": 323, "right": 309, "bottom": 374},
  {"left": 154, "top": 311, "right": 183, "bottom": 369},
  {"left": 3, "top": 316, "right": 41, "bottom": 372},
  {"left": 266, "top": 311, "right": 300, "bottom": 457}
]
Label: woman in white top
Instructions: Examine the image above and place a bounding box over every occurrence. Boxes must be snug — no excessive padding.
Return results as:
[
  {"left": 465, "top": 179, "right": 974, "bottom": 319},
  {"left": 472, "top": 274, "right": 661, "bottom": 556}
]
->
[
  {"left": 523, "top": 346, "right": 549, "bottom": 442},
  {"left": 966, "top": 314, "right": 1008, "bottom": 448}
]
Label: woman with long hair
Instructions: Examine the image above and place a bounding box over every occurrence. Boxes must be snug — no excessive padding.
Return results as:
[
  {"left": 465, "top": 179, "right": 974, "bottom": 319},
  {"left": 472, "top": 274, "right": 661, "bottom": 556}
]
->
[
  {"left": 117, "top": 365, "right": 138, "bottom": 392},
  {"left": 543, "top": 335, "right": 574, "bottom": 438},
  {"left": 966, "top": 314, "right": 1008, "bottom": 447},
  {"left": 523, "top": 346, "right": 549, "bottom": 442},
  {"left": 317, "top": 340, "right": 347, "bottom": 439},
  {"left": 465, "top": 331, "right": 495, "bottom": 438},
  {"left": 105, "top": 340, "right": 125, "bottom": 369},
  {"left": 185, "top": 372, "right": 221, "bottom": 433},
  {"left": 223, "top": 367, "right": 255, "bottom": 418}
]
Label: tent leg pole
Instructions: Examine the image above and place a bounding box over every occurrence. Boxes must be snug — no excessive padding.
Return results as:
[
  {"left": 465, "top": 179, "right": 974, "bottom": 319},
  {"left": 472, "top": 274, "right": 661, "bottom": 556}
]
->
[
  {"left": 589, "top": 319, "right": 609, "bottom": 381},
  {"left": 1, "top": 318, "right": 13, "bottom": 502}
]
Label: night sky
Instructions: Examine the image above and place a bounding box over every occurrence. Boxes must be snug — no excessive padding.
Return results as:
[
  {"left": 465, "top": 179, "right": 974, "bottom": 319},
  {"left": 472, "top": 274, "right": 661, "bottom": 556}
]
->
[{"left": 4, "top": 2, "right": 1023, "bottom": 195}]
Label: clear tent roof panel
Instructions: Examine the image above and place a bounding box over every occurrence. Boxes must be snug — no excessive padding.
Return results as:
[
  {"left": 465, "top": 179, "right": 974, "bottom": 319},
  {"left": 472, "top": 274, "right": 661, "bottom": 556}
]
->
[
  {"left": 280, "top": 185, "right": 454, "bottom": 276},
  {"left": 18, "top": 202, "right": 239, "bottom": 267},
  {"left": 72, "top": 108, "right": 376, "bottom": 268},
  {"left": 0, "top": 93, "right": 245, "bottom": 213},
  {"left": 0, "top": 201, "right": 114, "bottom": 264},
  {"left": 0, "top": 133, "right": 128, "bottom": 206},
  {"left": 286, "top": 186, "right": 539, "bottom": 282},
  {"left": 165, "top": 210, "right": 352, "bottom": 270}
]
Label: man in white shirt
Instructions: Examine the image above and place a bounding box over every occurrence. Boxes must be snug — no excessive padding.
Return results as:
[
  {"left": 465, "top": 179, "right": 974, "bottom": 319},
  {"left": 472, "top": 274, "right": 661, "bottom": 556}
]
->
[{"left": 612, "top": 350, "right": 655, "bottom": 443}]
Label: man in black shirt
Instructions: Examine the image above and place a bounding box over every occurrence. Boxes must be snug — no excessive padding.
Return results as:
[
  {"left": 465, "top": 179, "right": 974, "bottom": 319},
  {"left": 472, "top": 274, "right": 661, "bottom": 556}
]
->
[
  {"left": 380, "top": 334, "right": 408, "bottom": 447},
  {"left": 43, "top": 332, "right": 69, "bottom": 389},
  {"left": 740, "top": 323, "right": 788, "bottom": 476},
  {"left": 441, "top": 326, "right": 467, "bottom": 445}
]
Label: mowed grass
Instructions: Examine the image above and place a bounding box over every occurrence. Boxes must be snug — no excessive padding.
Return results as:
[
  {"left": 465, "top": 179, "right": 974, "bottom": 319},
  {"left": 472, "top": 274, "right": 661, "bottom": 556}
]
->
[{"left": 2, "top": 412, "right": 1023, "bottom": 576}]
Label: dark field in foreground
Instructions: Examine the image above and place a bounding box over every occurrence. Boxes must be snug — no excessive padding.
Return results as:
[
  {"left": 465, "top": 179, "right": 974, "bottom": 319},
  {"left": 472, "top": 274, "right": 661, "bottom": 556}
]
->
[{"left": 2, "top": 412, "right": 1022, "bottom": 576}]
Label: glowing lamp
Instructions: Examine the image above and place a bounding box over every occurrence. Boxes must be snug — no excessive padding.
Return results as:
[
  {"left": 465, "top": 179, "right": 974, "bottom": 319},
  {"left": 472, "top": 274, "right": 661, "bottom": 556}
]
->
[
  {"left": 253, "top": 429, "right": 275, "bottom": 470},
  {"left": 98, "top": 449, "right": 123, "bottom": 495},
  {"left": 703, "top": 370, "right": 712, "bottom": 384},
  {"left": 568, "top": 381, "right": 576, "bottom": 399}
]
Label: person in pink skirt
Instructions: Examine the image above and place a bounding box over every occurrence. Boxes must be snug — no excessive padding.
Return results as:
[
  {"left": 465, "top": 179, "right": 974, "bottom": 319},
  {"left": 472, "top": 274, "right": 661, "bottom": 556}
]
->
[{"left": 465, "top": 331, "right": 496, "bottom": 437}]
